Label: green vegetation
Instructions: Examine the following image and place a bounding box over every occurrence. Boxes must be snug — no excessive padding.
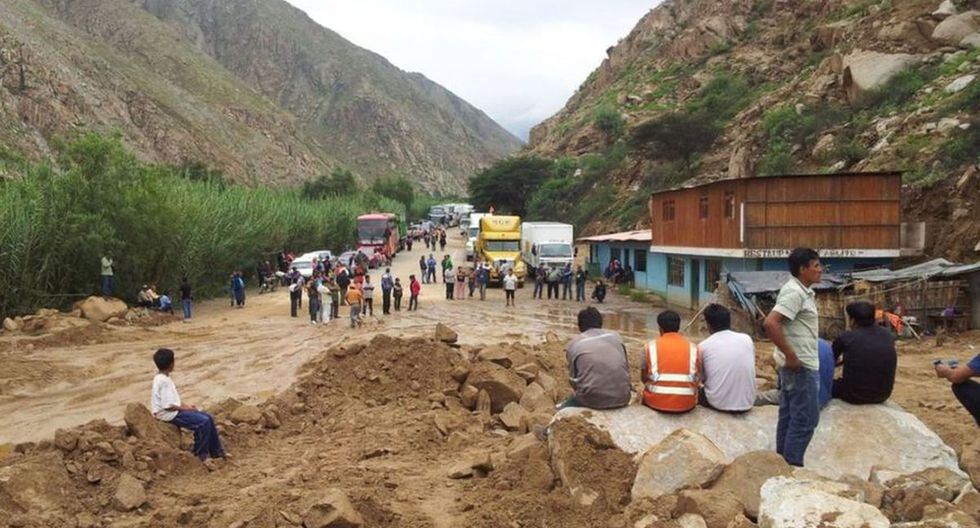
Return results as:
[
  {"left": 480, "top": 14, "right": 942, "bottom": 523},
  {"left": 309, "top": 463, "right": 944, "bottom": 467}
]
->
[
  {"left": 0, "top": 134, "right": 403, "bottom": 318},
  {"left": 301, "top": 167, "right": 358, "bottom": 199},
  {"left": 370, "top": 175, "right": 416, "bottom": 215},
  {"left": 467, "top": 156, "right": 553, "bottom": 217},
  {"left": 631, "top": 112, "right": 719, "bottom": 169},
  {"left": 593, "top": 104, "right": 626, "bottom": 138}
]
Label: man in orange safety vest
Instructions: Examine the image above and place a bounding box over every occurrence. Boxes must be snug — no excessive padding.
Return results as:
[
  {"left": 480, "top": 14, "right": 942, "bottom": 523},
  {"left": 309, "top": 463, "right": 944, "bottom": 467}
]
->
[{"left": 641, "top": 310, "right": 700, "bottom": 413}]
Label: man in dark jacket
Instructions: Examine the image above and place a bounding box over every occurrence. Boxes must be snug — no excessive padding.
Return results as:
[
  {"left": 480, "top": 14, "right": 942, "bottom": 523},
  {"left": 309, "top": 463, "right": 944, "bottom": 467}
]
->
[{"left": 831, "top": 301, "right": 897, "bottom": 404}]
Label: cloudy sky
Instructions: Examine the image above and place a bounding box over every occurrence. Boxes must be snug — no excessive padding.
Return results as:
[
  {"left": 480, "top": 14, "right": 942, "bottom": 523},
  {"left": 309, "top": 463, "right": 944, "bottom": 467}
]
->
[{"left": 284, "top": 1, "right": 657, "bottom": 141}]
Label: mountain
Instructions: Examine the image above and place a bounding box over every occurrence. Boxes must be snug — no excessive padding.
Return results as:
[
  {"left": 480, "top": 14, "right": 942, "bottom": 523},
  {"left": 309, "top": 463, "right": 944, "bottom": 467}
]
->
[
  {"left": 0, "top": 0, "right": 521, "bottom": 192},
  {"left": 527, "top": 0, "right": 979, "bottom": 259}
]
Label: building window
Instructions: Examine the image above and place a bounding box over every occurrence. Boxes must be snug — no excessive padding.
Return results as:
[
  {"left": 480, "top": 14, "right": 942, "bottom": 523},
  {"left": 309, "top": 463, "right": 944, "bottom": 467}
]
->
[
  {"left": 635, "top": 250, "right": 647, "bottom": 272},
  {"left": 623, "top": 248, "right": 631, "bottom": 268},
  {"left": 724, "top": 191, "right": 735, "bottom": 219},
  {"left": 704, "top": 259, "right": 721, "bottom": 292},
  {"left": 668, "top": 256, "right": 685, "bottom": 287},
  {"left": 662, "top": 200, "right": 675, "bottom": 221},
  {"left": 698, "top": 196, "right": 709, "bottom": 219}
]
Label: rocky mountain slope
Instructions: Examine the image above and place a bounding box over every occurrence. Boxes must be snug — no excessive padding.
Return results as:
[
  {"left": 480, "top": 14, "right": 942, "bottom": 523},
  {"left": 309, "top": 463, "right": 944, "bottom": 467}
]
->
[
  {"left": 529, "top": 0, "right": 979, "bottom": 259},
  {"left": 0, "top": 0, "right": 520, "bottom": 191}
]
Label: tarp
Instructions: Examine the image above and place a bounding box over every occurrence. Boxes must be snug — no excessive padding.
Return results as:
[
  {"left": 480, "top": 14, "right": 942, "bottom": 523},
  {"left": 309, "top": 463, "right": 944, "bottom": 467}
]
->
[
  {"left": 727, "top": 271, "right": 847, "bottom": 294},
  {"left": 850, "top": 258, "right": 980, "bottom": 282}
]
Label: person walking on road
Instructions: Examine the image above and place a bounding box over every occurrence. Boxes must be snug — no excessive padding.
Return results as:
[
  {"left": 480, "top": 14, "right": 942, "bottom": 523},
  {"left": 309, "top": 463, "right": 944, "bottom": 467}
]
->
[
  {"left": 575, "top": 265, "right": 588, "bottom": 302},
  {"left": 409, "top": 275, "right": 421, "bottom": 311},
  {"left": 503, "top": 269, "right": 518, "bottom": 307},
  {"left": 180, "top": 277, "right": 192, "bottom": 322},
  {"left": 381, "top": 268, "right": 394, "bottom": 315},
  {"left": 419, "top": 256, "right": 428, "bottom": 284},
  {"left": 393, "top": 278, "right": 404, "bottom": 311},
  {"left": 454, "top": 267, "right": 467, "bottom": 300},
  {"left": 439, "top": 230, "right": 447, "bottom": 251},
  {"left": 100, "top": 254, "right": 114, "bottom": 298},
  {"left": 362, "top": 275, "right": 375, "bottom": 316},
  {"left": 476, "top": 264, "right": 489, "bottom": 301}
]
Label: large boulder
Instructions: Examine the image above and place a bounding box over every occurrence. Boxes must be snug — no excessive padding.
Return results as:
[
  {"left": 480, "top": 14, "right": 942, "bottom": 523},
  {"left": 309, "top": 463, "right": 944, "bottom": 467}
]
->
[
  {"left": 434, "top": 323, "right": 458, "bottom": 344},
  {"left": 880, "top": 467, "right": 972, "bottom": 522},
  {"left": 711, "top": 450, "right": 794, "bottom": 520},
  {"left": 229, "top": 404, "right": 263, "bottom": 425},
  {"left": 931, "top": 11, "right": 979, "bottom": 46},
  {"left": 464, "top": 362, "right": 526, "bottom": 413},
  {"left": 302, "top": 489, "right": 364, "bottom": 528},
  {"left": 553, "top": 402, "right": 963, "bottom": 481},
  {"left": 962, "top": 437, "right": 980, "bottom": 489},
  {"left": 123, "top": 403, "right": 180, "bottom": 447},
  {"left": 842, "top": 50, "right": 924, "bottom": 102},
  {"left": 631, "top": 429, "right": 728, "bottom": 501},
  {"left": 759, "top": 477, "right": 890, "bottom": 528},
  {"left": 112, "top": 473, "right": 147, "bottom": 512},
  {"left": 75, "top": 296, "right": 128, "bottom": 322}
]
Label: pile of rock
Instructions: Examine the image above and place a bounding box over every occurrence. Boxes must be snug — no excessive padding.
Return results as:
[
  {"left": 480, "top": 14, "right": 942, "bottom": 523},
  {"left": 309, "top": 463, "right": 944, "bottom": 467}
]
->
[{"left": 2, "top": 307, "right": 92, "bottom": 335}]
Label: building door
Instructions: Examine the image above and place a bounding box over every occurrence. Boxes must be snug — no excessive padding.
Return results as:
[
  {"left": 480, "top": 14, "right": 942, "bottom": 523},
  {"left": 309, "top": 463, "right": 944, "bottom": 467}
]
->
[{"left": 690, "top": 259, "right": 701, "bottom": 309}]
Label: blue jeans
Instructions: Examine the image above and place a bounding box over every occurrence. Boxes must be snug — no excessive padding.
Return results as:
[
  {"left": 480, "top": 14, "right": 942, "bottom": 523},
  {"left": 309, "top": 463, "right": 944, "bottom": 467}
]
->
[
  {"left": 181, "top": 299, "right": 192, "bottom": 319},
  {"left": 100, "top": 275, "right": 113, "bottom": 296},
  {"left": 533, "top": 280, "right": 543, "bottom": 299},
  {"left": 576, "top": 283, "right": 586, "bottom": 301},
  {"left": 170, "top": 410, "right": 224, "bottom": 460},
  {"left": 776, "top": 367, "right": 820, "bottom": 466}
]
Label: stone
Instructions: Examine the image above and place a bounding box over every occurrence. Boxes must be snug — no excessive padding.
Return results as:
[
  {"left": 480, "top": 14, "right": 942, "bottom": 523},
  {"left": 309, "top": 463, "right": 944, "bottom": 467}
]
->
[
  {"left": 961, "top": 438, "right": 980, "bottom": 489},
  {"left": 53, "top": 428, "right": 79, "bottom": 452},
  {"left": 554, "top": 402, "right": 964, "bottom": 482},
  {"left": 450, "top": 365, "right": 470, "bottom": 383},
  {"left": 514, "top": 363, "right": 540, "bottom": 382},
  {"left": 476, "top": 348, "right": 512, "bottom": 369},
  {"left": 726, "top": 515, "right": 757, "bottom": 528},
  {"left": 953, "top": 488, "right": 980, "bottom": 522},
  {"left": 506, "top": 433, "right": 543, "bottom": 460},
  {"left": 459, "top": 384, "right": 480, "bottom": 409},
  {"left": 932, "top": 11, "right": 980, "bottom": 46},
  {"left": 302, "top": 488, "right": 364, "bottom": 528},
  {"left": 434, "top": 323, "right": 458, "bottom": 344},
  {"left": 881, "top": 467, "right": 972, "bottom": 522},
  {"left": 499, "top": 402, "right": 530, "bottom": 432},
  {"left": 464, "top": 362, "right": 526, "bottom": 413},
  {"left": 842, "top": 50, "right": 924, "bottom": 102},
  {"left": 933, "top": 0, "right": 957, "bottom": 19},
  {"left": 447, "top": 461, "right": 475, "bottom": 479},
  {"left": 938, "top": 117, "right": 962, "bottom": 133},
  {"left": 945, "top": 74, "right": 975, "bottom": 94},
  {"left": 2, "top": 317, "right": 19, "bottom": 332},
  {"left": 261, "top": 409, "right": 281, "bottom": 429},
  {"left": 0, "top": 453, "right": 80, "bottom": 519},
  {"left": 74, "top": 296, "right": 128, "bottom": 322},
  {"left": 519, "top": 382, "right": 554, "bottom": 414},
  {"left": 674, "top": 489, "right": 746, "bottom": 528},
  {"left": 549, "top": 416, "right": 636, "bottom": 509},
  {"left": 879, "top": 21, "right": 924, "bottom": 43},
  {"left": 711, "top": 450, "right": 793, "bottom": 520},
  {"left": 113, "top": 474, "right": 147, "bottom": 512},
  {"left": 631, "top": 429, "right": 728, "bottom": 502},
  {"left": 475, "top": 389, "right": 492, "bottom": 415},
  {"left": 758, "top": 477, "right": 890, "bottom": 528},
  {"left": 230, "top": 404, "right": 263, "bottom": 425},
  {"left": 124, "top": 403, "right": 180, "bottom": 447},
  {"left": 962, "top": 32, "right": 980, "bottom": 48},
  {"left": 812, "top": 134, "right": 836, "bottom": 158}
]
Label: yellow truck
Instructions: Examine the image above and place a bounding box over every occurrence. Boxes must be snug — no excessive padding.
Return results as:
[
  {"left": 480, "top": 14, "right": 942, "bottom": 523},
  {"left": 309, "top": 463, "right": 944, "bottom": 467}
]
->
[{"left": 477, "top": 215, "right": 526, "bottom": 285}]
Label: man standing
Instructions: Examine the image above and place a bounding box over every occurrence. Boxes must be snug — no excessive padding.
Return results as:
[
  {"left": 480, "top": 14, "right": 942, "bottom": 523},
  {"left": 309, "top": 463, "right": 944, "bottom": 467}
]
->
[
  {"left": 698, "top": 304, "right": 755, "bottom": 413},
  {"left": 476, "top": 263, "right": 489, "bottom": 301},
  {"left": 100, "top": 254, "right": 114, "bottom": 298},
  {"left": 179, "top": 277, "right": 192, "bottom": 322},
  {"left": 419, "top": 256, "right": 428, "bottom": 284},
  {"left": 503, "top": 269, "right": 518, "bottom": 307},
  {"left": 427, "top": 254, "right": 437, "bottom": 284},
  {"left": 763, "top": 247, "right": 822, "bottom": 467},
  {"left": 408, "top": 274, "right": 421, "bottom": 311},
  {"left": 575, "top": 265, "right": 588, "bottom": 302},
  {"left": 532, "top": 266, "right": 545, "bottom": 300},
  {"left": 362, "top": 275, "right": 375, "bottom": 316},
  {"left": 561, "top": 264, "right": 573, "bottom": 300},
  {"left": 562, "top": 307, "right": 631, "bottom": 409},
  {"left": 547, "top": 266, "right": 561, "bottom": 300},
  {"left": 381, "top": 268, "right": 394, "bottom": 315},
  {"left": 832, "top": 301, "right": 897, "bottom": 404},
  {"left": 641, "top": 311, "right": 699, "bottom": 413}
]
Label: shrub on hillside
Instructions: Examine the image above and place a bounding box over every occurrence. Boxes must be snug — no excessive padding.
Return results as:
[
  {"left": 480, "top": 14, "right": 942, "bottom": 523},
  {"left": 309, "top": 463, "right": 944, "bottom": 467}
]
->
[
  {"left": 302, "top": 167, "right": 358, "bottom": 199},
  {"left": 467, "top": 156, "right": 553, "bottom": 216},
  {"left": 630, "top": 111, "right": 720, "bottom": 168},
  {"left": 594, "top": 104, "right": 626, "bottom": 138}
]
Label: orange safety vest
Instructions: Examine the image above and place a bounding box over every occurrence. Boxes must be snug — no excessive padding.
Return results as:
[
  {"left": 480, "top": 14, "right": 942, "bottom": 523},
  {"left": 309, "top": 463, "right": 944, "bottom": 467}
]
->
[{"left": 642, "top": 333, "right": 699, "bottom": 413}]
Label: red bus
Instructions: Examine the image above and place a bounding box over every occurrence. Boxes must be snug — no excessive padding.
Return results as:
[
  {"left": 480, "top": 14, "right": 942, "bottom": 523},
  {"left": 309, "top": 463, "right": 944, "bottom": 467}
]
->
[{"left": 356, "top": 213, "right": 399, "bottom": 259}]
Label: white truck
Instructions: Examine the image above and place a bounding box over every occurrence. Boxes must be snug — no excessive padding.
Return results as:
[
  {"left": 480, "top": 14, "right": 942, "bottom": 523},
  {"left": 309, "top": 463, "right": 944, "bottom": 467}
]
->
[
  {"left": 465, "top": 212, "right": 488, "bottom": 261},
  {"left": 521, "top": 222, "right": 574, "bottom": 273}
]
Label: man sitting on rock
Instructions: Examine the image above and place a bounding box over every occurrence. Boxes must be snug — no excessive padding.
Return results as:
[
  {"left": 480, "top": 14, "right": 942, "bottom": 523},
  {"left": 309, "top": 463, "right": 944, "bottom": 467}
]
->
[
  {"left": 641, "top": 311, "right": 699, "bottom": 413},
  {"left": 151, "top": 348, "right": 227, "bottom": 463},
  {"left": 561, "top": 306, "right": 631, "bottom": 410},
  {"left": 831, "top": 301, "right": 897, "bottom": 404},
  {"left": 697, "top": 304, "right": 754, "bottom": 413}
]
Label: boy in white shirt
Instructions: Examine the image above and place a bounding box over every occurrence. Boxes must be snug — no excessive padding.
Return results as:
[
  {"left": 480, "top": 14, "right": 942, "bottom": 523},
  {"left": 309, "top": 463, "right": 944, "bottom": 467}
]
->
[{"left": 151, "top": 348, "right": 226, "bottom": 461}]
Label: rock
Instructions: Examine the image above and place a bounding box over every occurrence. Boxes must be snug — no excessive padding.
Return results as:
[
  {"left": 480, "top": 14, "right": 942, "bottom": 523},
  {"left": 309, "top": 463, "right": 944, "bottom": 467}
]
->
[
  {"left": 554, "top": 402, "right": 963, "bottom": 482},
  {"left": 726, "top": 515, "right": 757, "bottom": 528},
  {"left": 953, "top": 488, "right": 980, "bottom": 522},
  {"left": 230, "top": 404, "right": 263, "bottom": 425},
  {"left": 932, "top": 11, "right": 980, "bottom": 46},
  {"left": 0, "top": 452, "right": 80, "bottom": 520},
  {"left": 758, "top": 477, "right": 890, "bottom": 528},
  {"left": 261, "top": 409, "right": 281, "bottom": 429},
  {"left": 450, "top": 365, "right": 470, "bottom": 383},
  {"left": 74, "top": 296, "right": 128, "bottom": 322},
  {"left": 507, "top": 433, "right": 543, "bottom": 460},
  {"left": 447, "top": 461, "right": 475, "bottom": 479},
  {"left": 499, "top": 402, "right": 530, "bottom": 432},
  {"left": 477, "top": 348, "right": 512, "bottom": 369},
  {"left": 2, "top": 317, "right": 19, "bottom": 332},
  {"left": 842, "top": 50, "right": 924, "bottom": 102},
  {"left": 514, "top": 363, "right": 540, "bottom": 382},
  {"left": 475, "top": 389, "right": 492, "bottom": 415},
  {"left": 434, "top": 323, "right": 457, "bottom": 344},
  {"left": 123, "top": 403, "right": 180, "bottom": 447},
  {"left": 519, "top": 382, "right": 554, "bottom": 414},
  {"left": 302, "top": 488, "right": 364, "bottom": 527},
  {"left": 113, "top": 474, "right": 147, "bottom": 512},
  {"left": 674, "top": 489, "right": 746, "bottom": 528},
  {"left": 677, "top": 514, "right": 709, "bottom": 528},
  {"left": 945, "top": 74, "right": 975, "bottom": 93},
  {"left": 459, "top": 384, "right": 480, "bottom": 409},
  {"left": 711, "top": 450, "right": 793, "bottom": 519},
  {"left": 464, "top": 362, "right": 526, "bottom": 413},
  {"left": 881, "top": 467, "right": 972, "bottom": 522},
  {"left": 53, "top": 429, "right": 79, "bottom": 452},
  {"left": 933, "top": 0, "right": 957, "bottom": 19},
  {"left": 962, "top": 438, "right": 980, "bottom": 489},
  {"left": 812, "top": 134, "right": 836, "bottom": 158},
  {"left": 938, "top": 117, "right": 962, "bottom": 133},
  {"left": 549, "top": 416, "right": 636, "bottom": 508},
  {"left": 962, "top": 32, "right": 980, "bottom": 48},
  {"left": 879, "top": 21, "right": 925, "bottom": 43},
  {"left": 632, "top": 429, "right": 728, "bottom": 502}
]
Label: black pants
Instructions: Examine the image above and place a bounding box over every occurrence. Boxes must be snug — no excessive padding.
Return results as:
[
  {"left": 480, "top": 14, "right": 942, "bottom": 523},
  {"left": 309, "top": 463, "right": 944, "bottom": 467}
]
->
[
  {"left": 330, "top": 301, "right": 339, "bottom": 319},
  {"left": 547, "top": 283, "right": 559, "bottom": 299},
  {"left": 382, "top": 290, "right": 391, "bottom": 314},
  {"left": 831, "top": 379, "right": 888, "bottom": 405},
  {"left": 505, "top": 290, "right": 515, "bottom": 305},
  {"left": 445, "top": 282, "right": 454, "bottom": 299},
  {"left": 952, "top": 380, "right": 980, "bottom": 425},
  {"left": 394, "top": 294, "right": 402, "bottom": 311},
  {"left": 290, "top": 291, "right": 300, "bottom": 317},
  {"left": 409, "top": 294, "right": 418, "bottom": 311},
  {"left": 365, "top": 298, "right": 373, "bottom": 316}
]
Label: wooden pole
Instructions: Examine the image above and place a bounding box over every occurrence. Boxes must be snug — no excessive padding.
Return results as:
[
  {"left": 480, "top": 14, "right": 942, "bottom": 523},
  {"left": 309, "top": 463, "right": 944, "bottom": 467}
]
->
[{"left": 682, "top": 303, "right": 710, "bottom": 333}]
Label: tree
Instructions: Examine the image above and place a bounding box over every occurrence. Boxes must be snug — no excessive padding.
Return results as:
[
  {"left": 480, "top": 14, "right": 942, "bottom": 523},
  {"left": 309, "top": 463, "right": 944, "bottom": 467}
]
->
[
  {"left": 629, "top": 111, "right": 719, "bottom": 169},
  {"left": 467, "top": 156, "right": 553, "bottom": 217},
  {"left": 593, "top": 104, "right": 625, "bottom": 139},
  {"left": 370, "top": 175, "right": 415, "bottom": 212},
  {"left": 302, "top": 167, "right": 358, "bottom": 199}
]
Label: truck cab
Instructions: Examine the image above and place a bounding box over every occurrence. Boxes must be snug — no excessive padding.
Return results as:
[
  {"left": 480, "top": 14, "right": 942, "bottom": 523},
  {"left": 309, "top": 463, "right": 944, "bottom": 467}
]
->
[
  {"left": 477, "top": 215, "right": 525, "bottom": 285},
  {"left": 521, "top": 222, "right": 574, "bottom": 274}
]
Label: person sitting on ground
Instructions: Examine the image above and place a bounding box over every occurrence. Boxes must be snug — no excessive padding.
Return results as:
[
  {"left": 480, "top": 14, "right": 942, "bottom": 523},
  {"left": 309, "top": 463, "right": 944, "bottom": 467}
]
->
[
  {"left": 592, "top": 280, "right": 607, "bottom": 303},
  {"left": 697, "top": 304, "right": 755, "bottom": 413},
  {"left": 641, "top": 311, "right": 699, "bottom": 413},
  {"left": 159, "top": 290, "right": 174, "bottom": 315},
  {"left": 831, "top": 301, "right": 897, "bottom": 405},
  {"left": 935, "top": 354, "right": 980, "bottom": 425},
  {"left": 151, "top": 348, "right": 226, "bottom": 463},
  {"left": 561, "top": 307, "right": 632, "bottom": 410}
]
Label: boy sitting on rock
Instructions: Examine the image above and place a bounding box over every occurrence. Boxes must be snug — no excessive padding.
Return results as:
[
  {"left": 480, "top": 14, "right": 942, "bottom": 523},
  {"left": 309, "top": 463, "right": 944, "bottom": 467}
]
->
[{"left": 151, "top": 348, "right": 227, "bottom": 463}]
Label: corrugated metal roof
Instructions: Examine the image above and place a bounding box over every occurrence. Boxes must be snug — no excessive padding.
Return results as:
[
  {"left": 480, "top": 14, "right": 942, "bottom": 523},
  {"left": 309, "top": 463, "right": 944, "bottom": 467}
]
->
[
  {"left": 577, "top": 230, "right": 651, "bottom": 243},
  {"left": 650, "top": 171, "right": 903, "bottom": 196},
  {"left": 851, "top": 258, "right": 980, "bottom": 282},
  {"left": 728, "top": 272, "right": 847, "bottom": 294}
]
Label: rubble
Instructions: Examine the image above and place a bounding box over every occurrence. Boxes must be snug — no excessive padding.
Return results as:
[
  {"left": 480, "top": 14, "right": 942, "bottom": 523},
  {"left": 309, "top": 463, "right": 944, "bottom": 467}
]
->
[
  {"left": 710, "top": 450, "right": 793, "bottom": 519},
  {"left": 302, "top": 489, "right": 364, "bottom": 528},
  {"left": 434, "top": 323, "right": 458, "bottom": 344},
  {"left": 74, "top": 296, "right": 128, "bottom": 322},
  {"left": 631, "top": 429, "right": 728, "bottom": 501},
  {"left": 759, "top": 477, "right": 890, "bottom": 528},
  {"left": 112, "top": 473, "right": 147, "bottom": 512},
  {"left": 463, "top": 361, "right": 526, "bottom": 413}
]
